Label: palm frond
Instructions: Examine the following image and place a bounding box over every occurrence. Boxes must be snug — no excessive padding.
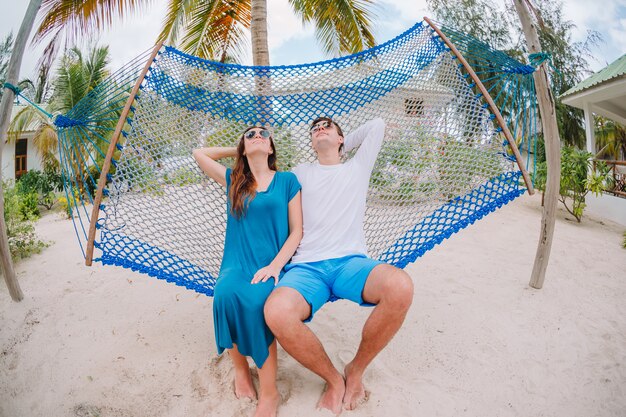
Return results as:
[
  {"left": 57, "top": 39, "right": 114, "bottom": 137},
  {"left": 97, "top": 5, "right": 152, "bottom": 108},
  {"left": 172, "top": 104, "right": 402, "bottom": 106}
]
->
[
  {"left": 52, "top": 45, "right": 111, "bottom": 113},
  {"left": 35, "top": 0, "right": 148, "bottom": 45},
  {"left": 33, "top": 123, "right": 59, "bottom": 161},
  {"left": 289, "top": 0, "right": 376, "bottom": 56},
  {"left": 8, "top": 106, "right": 51, "bottom": 143},
  {"left": 158, "top": 0, "right": 198, "bottom": 44},
  {"left": 180, "top": 0, "right": 251, "bottom": 61}
]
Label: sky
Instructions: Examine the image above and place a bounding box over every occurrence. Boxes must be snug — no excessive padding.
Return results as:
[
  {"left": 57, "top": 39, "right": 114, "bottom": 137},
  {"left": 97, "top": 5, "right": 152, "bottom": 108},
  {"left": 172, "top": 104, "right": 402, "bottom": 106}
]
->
[{"left": 1, "top": 0, "right": 625, "bottom": 83}]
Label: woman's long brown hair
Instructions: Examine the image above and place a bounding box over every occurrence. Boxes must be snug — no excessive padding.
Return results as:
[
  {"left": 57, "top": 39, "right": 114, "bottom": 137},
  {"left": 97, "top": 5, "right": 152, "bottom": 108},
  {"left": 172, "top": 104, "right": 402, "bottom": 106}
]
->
[{"left": 229, "top": 126, "right": 277, "bottom": 218}]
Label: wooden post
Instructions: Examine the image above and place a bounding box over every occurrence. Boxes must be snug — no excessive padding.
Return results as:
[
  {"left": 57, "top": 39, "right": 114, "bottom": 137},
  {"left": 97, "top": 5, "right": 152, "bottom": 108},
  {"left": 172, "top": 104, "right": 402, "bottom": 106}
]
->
[
  {"left": 513, "top": 0, "right": 561, "bottom": 289},
  {"left": 424, "top": 17, "right": 535, "bottom": 195},
  {"left": 0, "top": 0, "right": 43, "bottom": 302},
  {"left": 84, "top": 41, "right": 164, "bottom": 266}
]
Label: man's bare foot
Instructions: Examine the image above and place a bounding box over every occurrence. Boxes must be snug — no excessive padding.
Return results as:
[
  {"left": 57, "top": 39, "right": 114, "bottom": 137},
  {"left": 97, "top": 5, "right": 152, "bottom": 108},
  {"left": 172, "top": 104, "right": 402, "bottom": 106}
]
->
[
  {"left": 343, "top": 362, "right": 367, "bottom": 410},
  {"left": 317, "top": 375, "right": 345, "bottom": 415},
  {"left": 253, "top": 391, "right": 280, "bottom": 417},
  {"left": 234, "top": 369, "right": 257, "bottom": 400}
]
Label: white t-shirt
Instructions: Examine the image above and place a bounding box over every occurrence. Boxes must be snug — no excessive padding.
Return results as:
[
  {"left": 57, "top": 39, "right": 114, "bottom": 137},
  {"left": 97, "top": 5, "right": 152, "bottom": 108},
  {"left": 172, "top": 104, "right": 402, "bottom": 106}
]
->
[{"left": 291, "top": 118, "right": 385, "bottom": 264}]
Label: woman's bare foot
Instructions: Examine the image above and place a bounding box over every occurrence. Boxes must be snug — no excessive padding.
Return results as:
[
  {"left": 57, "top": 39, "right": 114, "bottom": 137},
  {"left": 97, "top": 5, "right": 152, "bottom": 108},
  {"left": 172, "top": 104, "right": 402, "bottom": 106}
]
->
[
  {"left": 234, "top": 368, "right": 257, "bottom": 400},
  {"left": 316, "top": 375, "right": 345, "bottom": 415},
  {"left": 253, "top": 391, "right": 280, "bottom": 417},
  {"left": 343, "top": 362, "right": 367, "bottom": 410}
]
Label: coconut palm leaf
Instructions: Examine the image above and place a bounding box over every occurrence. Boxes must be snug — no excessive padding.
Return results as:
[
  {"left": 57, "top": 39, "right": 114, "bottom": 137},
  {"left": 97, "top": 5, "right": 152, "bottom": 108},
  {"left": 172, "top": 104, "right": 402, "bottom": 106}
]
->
[
  {"left": 289, "top": 0, "right": 376, "bottom": 55},
  {"left": 35, "top": 0, "right": 147, "bottom": 44},
  {"left": 178, "top": 0, "right": 251, "bottom": 61},
  {"left": 8, "top": 105, "right": 60, "bottom": 170}
]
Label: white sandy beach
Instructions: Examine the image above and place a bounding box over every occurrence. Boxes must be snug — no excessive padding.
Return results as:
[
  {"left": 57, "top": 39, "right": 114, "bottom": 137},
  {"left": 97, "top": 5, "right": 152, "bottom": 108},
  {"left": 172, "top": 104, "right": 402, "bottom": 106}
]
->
[{"left": 1, "top": 193, "right": 625, "bottom": 417}]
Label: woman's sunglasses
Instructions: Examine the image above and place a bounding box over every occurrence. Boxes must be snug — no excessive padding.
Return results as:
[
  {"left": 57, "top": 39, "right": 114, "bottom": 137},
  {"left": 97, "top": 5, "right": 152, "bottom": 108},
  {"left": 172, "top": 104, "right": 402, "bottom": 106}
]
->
[
  {"left": 310, "top": 120, "right": 332, "bottom": 133},
  {"left": 244, "top": 129, "right": 271, "bottom": 140}
]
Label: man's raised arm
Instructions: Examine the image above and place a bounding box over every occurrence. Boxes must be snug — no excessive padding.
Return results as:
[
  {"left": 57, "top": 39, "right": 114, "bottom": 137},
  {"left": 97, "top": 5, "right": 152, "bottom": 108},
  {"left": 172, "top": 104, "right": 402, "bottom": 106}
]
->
[{"left": 343, "top": 118, "right": 386, "bottom": 170}]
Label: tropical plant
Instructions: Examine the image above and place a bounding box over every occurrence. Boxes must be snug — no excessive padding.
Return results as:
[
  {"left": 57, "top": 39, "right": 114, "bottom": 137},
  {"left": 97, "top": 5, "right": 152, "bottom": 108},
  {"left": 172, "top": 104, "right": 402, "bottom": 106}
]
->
[
  {"left": 8, "top": 104, "right": 59, "bottom": 172},
  {"left": 19, "top": 61, "right": 54, "bottom": 104},
  {"left": 34, "top": 0, "right": 378, "bottom": 65},
  {"left": 0, "top": 32, "right": 34, "bottom": 100},
  {"left": 370, "top": 127, "right": 434, "bottom": 203},
  {"left": 0, "top": 32, "right": 15, "bottom": 100},
  {"left": 16, "top": 169, "right": 63, "bottom": 210},
  {"left": 3, "top": 181, "right": 47, "bottom": 260},
  {"left": 427, "top": 0, "right": 601, "bottom": 149},
  {"left": 57, "top": 188, "right": 81, "bottom": 218},
  {"left": 595, "top": 117, "right": 626, "bottom": 161},
  {"left": 534, "top": 146, "right": 611, "bottom": 222},
  {"left": 9, "top": 44, "right": 112, "bottom": 195}
]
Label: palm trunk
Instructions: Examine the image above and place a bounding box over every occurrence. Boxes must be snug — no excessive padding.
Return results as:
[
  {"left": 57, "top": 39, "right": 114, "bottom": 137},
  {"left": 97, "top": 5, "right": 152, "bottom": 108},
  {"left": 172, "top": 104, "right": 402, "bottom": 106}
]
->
[
  {"left": 514, "top": 0, "right": 561, "bottom": 289},
  {"left": 250, "top": 0, "right": 272, "bottom": 124},
  {"left": 251, "top": 0, "right": 270, "bottom": 66},
  {"left": 0, "top": 0, "right": 43, "bottom": 301}
]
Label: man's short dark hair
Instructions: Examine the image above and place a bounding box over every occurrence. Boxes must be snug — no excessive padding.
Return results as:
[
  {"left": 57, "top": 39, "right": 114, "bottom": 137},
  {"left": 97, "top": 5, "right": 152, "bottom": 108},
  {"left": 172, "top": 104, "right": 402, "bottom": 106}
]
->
[{"left": 310, "top": 117, "right": 344, "bottom": 153}]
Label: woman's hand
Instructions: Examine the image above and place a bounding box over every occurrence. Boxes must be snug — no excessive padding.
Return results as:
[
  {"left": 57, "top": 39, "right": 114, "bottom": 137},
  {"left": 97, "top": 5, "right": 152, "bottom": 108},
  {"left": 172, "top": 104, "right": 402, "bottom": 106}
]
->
[{"left": 251, "top": 265, "right": 281, "bottom": 285}]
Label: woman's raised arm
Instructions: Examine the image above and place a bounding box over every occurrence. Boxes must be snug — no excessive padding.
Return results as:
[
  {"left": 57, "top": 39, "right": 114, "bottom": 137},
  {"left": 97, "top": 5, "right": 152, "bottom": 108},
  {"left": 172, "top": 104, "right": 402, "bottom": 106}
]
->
[{"left": 192, "top": 147, "right": 237, "bottom": 187}]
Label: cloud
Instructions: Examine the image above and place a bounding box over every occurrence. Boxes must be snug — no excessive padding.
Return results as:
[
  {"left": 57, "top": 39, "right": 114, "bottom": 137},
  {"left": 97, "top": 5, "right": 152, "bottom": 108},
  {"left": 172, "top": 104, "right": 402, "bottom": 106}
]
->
[{"left": 560, "top": 0, "right": 626, "bottom": 70}]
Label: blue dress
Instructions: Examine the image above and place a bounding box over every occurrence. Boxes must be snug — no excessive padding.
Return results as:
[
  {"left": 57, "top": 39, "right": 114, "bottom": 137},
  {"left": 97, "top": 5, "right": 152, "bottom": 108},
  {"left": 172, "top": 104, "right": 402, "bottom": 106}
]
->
[{"left": 213, "top": 168, "right": 301, "bottom": 368}]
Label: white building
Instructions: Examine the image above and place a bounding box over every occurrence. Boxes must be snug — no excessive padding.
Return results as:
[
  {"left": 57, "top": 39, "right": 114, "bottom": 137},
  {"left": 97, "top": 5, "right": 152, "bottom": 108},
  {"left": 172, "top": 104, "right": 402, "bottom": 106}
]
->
[
  {"left": 561, "top": 53, "right": 626, "bottom": 226},
  {"left": 2, "top": 104, "right": 45, "bottom": 181}
]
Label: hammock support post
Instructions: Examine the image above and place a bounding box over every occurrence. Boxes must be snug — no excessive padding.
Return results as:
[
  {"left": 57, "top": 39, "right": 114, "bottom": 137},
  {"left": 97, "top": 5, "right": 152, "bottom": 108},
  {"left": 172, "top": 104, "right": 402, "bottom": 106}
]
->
[
  {"left": 424, "top": 17, "right": 535, "bottom": 195},
  {"left": 0, "top": 0, "right": 43, "bottom": 302},
  {"left": 85, "top": 41, "right": 164, "bottom": 266},
  {"left": 513, "top": 0, "right": 560, "bottom": 289}
]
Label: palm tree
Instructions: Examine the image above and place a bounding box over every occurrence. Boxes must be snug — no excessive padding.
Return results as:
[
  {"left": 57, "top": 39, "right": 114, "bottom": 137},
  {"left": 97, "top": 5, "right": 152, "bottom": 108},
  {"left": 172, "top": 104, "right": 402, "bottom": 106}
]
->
[
  {"left": 0, "top": 33, "right": 15, "bottom": 100},
  {"left": 0, "top": 33, "right": 40, "bottom": 101},
  {"left": 34, "top": 0, "right": 378, "bottom": 66},
  {"left": 9, "top": 45, "right": 112, "bottom": 189},
  {"left": 595, "top": 116, "right": 626, "bottom": 161}
]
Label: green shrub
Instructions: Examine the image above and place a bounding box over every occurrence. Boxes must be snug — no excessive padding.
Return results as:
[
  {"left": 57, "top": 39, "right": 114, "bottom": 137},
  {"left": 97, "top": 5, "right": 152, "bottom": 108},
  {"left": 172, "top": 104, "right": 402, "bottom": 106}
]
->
[
  {"left": 19, "top": 191, "right": 39, "bottom": 219},
  {"left": 57, "top": 189, "right": 81, "bottom": 219},
  {"left": 163, "top": 167, "right": 199, "bottom": 187},
  {"left": 16, "top": 169, "right": 62, "bottom": 210},
  {"left": 370, "top": 135, "right": 431, "bottom": 204},
  {"left": 535, "top": 146, "right": 612, "bottom": 222},
  {"left": 3, "top": 181, "right": 47, "bottom": 260}
]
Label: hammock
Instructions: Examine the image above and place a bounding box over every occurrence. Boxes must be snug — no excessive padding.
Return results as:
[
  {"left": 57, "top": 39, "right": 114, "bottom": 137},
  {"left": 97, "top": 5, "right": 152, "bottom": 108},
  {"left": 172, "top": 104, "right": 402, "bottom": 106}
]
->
[{"left": 50, "top": 19, "right": 539, "bottom": 296}]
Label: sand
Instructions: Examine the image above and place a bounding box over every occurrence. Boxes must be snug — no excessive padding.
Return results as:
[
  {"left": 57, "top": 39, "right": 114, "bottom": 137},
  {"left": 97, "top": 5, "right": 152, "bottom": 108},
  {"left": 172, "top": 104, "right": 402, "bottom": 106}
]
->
[{"left": 1, "top": 194, "right": 625, "bottom": 417}]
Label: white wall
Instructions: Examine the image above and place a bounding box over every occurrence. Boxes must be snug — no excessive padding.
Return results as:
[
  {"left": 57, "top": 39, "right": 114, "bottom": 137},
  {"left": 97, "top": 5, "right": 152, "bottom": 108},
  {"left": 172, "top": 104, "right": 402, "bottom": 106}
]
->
[
  {"left": 586, "top": 193, "right": 626, "bottom": 227},
  {"left": 1, "top": 132, "right": 43, "bottom": 182}
]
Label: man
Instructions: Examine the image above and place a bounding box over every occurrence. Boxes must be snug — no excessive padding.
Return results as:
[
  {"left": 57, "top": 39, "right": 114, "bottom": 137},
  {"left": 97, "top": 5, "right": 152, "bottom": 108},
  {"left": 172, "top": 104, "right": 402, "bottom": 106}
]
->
[{"left": 264, "top": 117, "right": 414, "bottom": 414}]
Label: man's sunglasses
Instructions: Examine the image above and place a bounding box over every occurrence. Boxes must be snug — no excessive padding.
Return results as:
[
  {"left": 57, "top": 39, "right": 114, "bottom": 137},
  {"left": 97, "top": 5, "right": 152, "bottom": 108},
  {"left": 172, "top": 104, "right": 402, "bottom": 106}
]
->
[
  {"left": 244, "top": 129, "right": 271, "bottom": 140},
  {"left": 310, "top": 120, "right": 332, "bottom": 133}
]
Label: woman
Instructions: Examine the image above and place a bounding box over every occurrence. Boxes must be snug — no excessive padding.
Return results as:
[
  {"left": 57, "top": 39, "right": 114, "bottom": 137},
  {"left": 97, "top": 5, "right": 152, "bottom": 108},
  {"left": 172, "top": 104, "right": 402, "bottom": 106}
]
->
[{"left": 193, "top": 126, "right": 302, "bottom": 417}]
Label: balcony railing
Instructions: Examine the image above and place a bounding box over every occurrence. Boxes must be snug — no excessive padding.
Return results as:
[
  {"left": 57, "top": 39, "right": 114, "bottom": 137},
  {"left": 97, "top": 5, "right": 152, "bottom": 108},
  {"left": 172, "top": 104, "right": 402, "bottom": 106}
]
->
[{"left": 594, "top": 159, "right": 626, "bottom": 198}]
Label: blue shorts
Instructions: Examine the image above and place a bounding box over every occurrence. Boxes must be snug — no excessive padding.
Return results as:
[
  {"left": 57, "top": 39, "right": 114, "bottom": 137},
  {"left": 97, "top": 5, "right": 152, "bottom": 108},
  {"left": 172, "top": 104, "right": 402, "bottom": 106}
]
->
[{"left": 276, "top": 254, "right": 383, "bottom": 322}]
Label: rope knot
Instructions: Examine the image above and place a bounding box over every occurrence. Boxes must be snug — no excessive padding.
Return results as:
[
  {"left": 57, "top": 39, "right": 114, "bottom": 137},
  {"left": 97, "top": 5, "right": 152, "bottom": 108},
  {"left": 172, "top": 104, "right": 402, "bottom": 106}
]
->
[
  {"left": 3, "top": 82, "right": 21, "bottom": 94},
  {"left": 54, "top": 114, "right": 85, "bottom": 128},
  {"left": 528, "top": 52, "right": 552, "bottom": 67}
]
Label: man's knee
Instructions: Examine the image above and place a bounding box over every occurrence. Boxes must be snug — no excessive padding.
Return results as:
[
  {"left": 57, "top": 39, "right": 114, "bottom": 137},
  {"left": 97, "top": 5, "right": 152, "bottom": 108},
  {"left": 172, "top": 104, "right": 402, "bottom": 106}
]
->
[
  {"left": 381, "top": 268, "right": 414, "bottom": 310},
  {"left": 264, "top": 288, "right": 308, "bottom": 333}
]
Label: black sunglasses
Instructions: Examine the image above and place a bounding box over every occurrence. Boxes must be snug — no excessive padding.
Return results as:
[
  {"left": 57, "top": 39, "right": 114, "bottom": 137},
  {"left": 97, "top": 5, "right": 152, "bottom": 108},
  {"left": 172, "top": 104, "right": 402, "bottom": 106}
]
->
[{"left": 244, "top": 129, "right": 271, "bottom": 140}]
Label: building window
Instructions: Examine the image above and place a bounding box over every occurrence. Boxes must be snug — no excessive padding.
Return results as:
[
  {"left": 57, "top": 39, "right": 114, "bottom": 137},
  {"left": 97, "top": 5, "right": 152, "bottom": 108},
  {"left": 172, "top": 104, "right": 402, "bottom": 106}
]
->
[
  {"left": 15, "top": 138, "right": 27, "bottom": 179},
  {"left": 405, "top": 98, "right": 424, "bottom": 117}
]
